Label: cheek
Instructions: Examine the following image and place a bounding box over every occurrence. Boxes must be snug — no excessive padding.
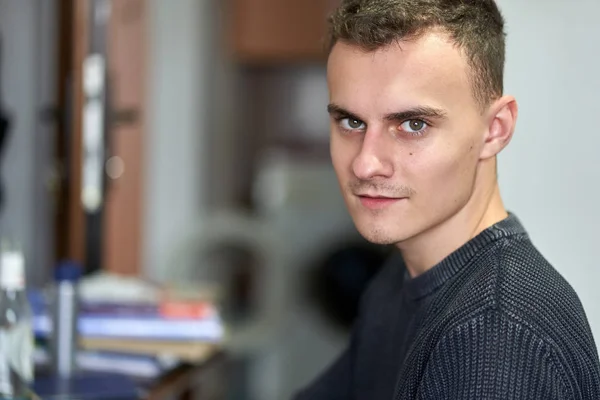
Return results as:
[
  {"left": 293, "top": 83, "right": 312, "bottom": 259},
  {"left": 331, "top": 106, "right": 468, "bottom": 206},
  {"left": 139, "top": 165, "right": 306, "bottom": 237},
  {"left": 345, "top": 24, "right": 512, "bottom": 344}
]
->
[
  {"left": 330, "top": 135, "right": 356, "bottom": 176},
  {"left": 406, "top": 141, "right": 478, "bottom": 204},
  {"left": 330, "top": 138, "right": 343, "bottom": 172}
]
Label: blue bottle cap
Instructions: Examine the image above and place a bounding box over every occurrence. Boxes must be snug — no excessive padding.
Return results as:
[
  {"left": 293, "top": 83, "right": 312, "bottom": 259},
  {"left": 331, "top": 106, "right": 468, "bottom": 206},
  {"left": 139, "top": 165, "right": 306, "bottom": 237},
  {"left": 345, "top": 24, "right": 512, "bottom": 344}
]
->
[{"left": 55, "top": 260, "right": 83, "bottom": 282}]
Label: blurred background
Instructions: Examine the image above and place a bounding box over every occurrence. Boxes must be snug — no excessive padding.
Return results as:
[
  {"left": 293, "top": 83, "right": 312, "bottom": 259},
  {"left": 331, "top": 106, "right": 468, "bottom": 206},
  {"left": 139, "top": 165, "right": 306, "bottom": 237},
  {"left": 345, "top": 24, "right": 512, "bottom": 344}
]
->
[{"left": 0, "top": 0, "right": 598, "bottom": 399}]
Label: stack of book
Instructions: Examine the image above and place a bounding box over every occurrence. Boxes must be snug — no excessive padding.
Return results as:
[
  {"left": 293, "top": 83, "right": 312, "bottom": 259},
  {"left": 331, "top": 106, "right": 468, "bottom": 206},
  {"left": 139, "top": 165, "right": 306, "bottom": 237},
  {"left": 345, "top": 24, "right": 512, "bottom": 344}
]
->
[{"left": 29, "top": 285, "right": 225, "bottom": 379}]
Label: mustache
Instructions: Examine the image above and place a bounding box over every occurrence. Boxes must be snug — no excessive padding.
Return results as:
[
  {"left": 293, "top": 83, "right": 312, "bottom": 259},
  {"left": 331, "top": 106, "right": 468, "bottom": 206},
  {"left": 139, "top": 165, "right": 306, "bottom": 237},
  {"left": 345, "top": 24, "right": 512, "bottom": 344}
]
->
[{"left": 347, "top": 180, "right": 416, "bottom": 197}]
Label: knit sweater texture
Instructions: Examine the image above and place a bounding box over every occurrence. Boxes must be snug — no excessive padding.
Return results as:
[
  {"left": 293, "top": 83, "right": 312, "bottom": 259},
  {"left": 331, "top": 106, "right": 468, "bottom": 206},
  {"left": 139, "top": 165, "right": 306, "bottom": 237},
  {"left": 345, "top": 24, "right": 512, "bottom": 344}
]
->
[{"left": 294, "top": 213, "right": 600, "bottom": 399}]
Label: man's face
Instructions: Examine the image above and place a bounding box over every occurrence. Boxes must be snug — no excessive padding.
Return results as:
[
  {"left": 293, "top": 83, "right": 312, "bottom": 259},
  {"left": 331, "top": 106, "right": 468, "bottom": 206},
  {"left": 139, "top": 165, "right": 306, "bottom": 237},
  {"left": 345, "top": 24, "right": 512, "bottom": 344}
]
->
[{"left": 327, "top": 32, "right": 489, "bottom": 245}]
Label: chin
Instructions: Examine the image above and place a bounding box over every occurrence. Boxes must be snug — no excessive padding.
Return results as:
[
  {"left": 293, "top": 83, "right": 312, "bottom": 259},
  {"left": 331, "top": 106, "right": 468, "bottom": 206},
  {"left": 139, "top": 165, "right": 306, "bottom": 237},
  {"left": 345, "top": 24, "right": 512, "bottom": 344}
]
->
[{"left": 353, "top": 220, "right": 409, "bottom": 245}]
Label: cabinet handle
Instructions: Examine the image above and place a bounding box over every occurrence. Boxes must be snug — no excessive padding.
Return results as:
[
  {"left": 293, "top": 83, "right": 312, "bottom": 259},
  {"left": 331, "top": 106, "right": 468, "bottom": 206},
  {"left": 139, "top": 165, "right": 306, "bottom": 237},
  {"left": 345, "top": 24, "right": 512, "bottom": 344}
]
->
[{"left": 105, "top": 156, "right": 125, "bottom": 180}]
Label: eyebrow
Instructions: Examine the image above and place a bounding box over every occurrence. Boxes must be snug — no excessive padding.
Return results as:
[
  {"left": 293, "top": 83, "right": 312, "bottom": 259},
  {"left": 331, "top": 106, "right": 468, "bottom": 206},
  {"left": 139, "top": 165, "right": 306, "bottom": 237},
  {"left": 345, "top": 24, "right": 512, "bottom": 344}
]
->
[
  {"left": 327, "top": 103, "right": 448, "bottom": 122},
  {"left": 327, "top": 104, "right": 363, "bottom": 121},
  {"left": 384, "top": 106, "right": 448, "bottom": 122}
]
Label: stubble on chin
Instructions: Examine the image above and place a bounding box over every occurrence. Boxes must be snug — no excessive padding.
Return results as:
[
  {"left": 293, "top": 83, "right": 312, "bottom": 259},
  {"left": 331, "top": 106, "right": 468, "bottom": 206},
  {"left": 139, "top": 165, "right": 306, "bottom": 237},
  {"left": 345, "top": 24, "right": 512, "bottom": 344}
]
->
[{"left": 352, "top": 212, "right": 399, "bottom": 245}]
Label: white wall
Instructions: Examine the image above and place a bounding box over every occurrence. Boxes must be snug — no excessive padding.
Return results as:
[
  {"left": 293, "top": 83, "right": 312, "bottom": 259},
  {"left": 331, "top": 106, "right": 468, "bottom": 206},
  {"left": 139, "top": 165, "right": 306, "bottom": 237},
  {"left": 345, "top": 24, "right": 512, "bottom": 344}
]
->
[
  {"left": 143, "top": 0, "right": 215, "bottom": 281},
  {"left": 0, "top": 0, "right": 55, "bottom": 286},
  {"left": 0, "top": 0, "right": 36, "bottom": 278},
  {"left": 497, "top": 0, "right": 600, "bottom": 342}
]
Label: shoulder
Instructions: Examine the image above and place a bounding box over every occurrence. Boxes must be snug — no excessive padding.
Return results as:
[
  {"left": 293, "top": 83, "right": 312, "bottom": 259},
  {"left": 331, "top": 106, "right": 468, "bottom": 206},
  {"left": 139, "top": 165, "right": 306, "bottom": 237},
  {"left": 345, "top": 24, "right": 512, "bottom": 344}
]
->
[
  {"left": 493, "top": 235, "right": 590, "bottom": 342},
  {"left": 443, "top": 235, "right": 600, "bottom": 396},
  {"left": 449, "top": 233, "right": 591, "bottom": 341},
  {"left": 420, "top": 309, "right": 574, "bottom": 399}
]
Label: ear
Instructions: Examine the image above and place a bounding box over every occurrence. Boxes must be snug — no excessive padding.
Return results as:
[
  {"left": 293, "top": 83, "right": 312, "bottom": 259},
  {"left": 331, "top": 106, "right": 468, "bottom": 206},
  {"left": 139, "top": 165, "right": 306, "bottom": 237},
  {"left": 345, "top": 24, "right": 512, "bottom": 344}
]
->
[{"left": 480, "top": 95, "right": 518, "bottom": 160}]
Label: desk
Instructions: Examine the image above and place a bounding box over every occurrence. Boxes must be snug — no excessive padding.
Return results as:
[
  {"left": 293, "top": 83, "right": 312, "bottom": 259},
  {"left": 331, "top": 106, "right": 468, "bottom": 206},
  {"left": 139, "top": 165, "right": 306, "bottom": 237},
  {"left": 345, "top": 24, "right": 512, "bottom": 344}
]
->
[
  {"left": 144, "top": 351, "right": 228, "bottom": 400},
  {"left": 33, "top": 372, "right": 141, "bottom": 400},
  {"left": 32, "top": 349, "right": 228, "bottom": 400}
]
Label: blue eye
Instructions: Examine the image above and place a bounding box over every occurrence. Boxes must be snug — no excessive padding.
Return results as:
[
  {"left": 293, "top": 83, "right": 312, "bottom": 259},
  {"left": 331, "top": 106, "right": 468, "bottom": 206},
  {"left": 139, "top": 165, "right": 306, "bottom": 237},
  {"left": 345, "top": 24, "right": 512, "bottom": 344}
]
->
[
  {"left": 340, "top": 118, "right": 366, "bottom": 131},
  {"left": 400, "top": 120, "right": 428, "bottom": 135}
]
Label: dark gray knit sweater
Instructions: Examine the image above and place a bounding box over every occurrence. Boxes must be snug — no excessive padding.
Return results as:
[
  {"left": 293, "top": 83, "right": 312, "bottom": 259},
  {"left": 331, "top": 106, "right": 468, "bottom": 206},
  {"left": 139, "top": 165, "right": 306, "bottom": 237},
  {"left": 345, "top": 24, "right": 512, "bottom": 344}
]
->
[{"left": 294, "top": 213, "right": 600, "bottom": 399}]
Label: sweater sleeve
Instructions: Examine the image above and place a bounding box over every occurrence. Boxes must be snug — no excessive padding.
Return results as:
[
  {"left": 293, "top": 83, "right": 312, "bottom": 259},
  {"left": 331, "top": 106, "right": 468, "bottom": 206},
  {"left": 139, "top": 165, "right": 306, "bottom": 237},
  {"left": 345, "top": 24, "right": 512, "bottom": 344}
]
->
[{"left": 417, "top": 311, "right": 572, "bottom": 400}]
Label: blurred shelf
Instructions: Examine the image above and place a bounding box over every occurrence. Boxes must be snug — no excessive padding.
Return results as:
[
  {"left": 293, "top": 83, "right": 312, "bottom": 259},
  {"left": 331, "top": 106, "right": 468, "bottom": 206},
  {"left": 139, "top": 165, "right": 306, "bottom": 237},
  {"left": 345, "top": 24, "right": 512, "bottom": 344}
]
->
[{"left": 229, "top": 0, "right": 339, "bottom": 64}]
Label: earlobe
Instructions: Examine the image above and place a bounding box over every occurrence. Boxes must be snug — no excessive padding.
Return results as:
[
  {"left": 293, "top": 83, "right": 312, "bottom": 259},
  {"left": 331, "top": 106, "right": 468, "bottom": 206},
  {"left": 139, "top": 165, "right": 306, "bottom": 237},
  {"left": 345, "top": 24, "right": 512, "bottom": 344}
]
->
[{"left": 480, "top": 96, "right": 518, "bottom": 160}]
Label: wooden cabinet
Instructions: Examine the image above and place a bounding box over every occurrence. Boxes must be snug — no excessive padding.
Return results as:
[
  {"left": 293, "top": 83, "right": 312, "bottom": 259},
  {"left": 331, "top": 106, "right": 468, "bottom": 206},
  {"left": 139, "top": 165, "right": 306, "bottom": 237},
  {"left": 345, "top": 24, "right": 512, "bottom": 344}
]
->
[
  {"left": 230, "top": 0, "right": 339, "bottom": 63},
  {"left": 61, "top": 0, "right": 146, "bottom": 276},
  {"left": 103, "top": 0, "right": 147, "bottom": 276}
]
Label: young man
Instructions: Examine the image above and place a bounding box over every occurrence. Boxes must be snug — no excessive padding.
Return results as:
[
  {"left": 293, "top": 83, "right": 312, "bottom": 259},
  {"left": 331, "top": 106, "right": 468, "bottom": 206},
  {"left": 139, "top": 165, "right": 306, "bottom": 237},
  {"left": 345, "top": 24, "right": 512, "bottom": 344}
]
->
[{"left": 294, "top": 0, "right": 600, "bottom": 399}]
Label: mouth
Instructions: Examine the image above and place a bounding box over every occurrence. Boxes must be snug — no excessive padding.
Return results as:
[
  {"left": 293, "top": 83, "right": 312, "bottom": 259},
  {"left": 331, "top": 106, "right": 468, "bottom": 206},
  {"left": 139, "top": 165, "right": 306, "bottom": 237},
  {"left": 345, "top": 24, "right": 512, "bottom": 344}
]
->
[{"left": 356, "top": 194, "right": 406, "bottom": 210}]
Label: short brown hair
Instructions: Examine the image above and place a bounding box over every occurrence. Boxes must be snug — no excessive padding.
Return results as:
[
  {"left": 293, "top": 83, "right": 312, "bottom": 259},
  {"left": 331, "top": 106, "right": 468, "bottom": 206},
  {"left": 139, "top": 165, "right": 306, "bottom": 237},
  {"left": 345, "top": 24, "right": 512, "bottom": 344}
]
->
[{"left": 327, "top": 0, "right": 506, "bottom": 109}]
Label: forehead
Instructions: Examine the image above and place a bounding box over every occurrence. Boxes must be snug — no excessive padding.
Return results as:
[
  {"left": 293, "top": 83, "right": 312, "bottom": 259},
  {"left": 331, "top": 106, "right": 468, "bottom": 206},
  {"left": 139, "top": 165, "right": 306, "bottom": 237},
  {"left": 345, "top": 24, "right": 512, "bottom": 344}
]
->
[{"left": 327, "top": 32, "right": 475, "bottom": 115}]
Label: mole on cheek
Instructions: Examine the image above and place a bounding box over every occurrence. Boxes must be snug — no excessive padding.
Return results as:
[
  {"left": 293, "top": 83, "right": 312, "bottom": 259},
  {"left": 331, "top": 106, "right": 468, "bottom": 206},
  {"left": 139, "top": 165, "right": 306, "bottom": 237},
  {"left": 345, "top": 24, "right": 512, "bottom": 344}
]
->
[{"left": 409, "top": 153, "right": 414, "bottom": 156}]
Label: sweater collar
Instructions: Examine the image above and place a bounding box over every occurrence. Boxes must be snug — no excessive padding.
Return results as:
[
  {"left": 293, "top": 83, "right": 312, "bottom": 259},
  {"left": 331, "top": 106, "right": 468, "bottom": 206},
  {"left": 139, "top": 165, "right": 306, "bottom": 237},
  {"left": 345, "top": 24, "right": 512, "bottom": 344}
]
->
[{"left": 401, "top": 212, "right": 527, "bottom": 301}]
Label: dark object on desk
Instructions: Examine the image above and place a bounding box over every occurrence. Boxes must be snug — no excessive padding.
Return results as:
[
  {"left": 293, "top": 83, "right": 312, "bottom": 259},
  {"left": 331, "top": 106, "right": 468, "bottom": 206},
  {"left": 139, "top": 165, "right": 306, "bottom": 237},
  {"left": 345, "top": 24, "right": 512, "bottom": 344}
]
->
[
  {"left": 0, "top": 32, "right": 11, "bottom": 215},
  {"left": 0, "top": 111, "right": 8, "bottom": 212},
  {"left": 32, "top": 372, "right": 139, "bottom": 400},
  {"left": 309, "top": 242, "right": 389, "bottom": 329}
]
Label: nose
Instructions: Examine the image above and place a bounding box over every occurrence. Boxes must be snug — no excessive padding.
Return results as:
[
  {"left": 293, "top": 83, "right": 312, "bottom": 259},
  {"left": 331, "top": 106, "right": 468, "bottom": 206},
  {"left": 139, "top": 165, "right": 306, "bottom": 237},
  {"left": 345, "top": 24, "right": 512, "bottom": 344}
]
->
[{"left": 352, "top": 129, "right": 393, "bottom": 180}]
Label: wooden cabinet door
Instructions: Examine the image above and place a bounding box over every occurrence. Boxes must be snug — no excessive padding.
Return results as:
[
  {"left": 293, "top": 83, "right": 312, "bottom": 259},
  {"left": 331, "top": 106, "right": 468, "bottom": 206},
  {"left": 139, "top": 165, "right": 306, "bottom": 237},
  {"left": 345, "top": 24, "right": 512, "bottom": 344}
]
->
[
  {"left": 103, "top": 0, "right": 146, "bottom": 276},
  {"left": 64, "top": 0, "right": 146, "bottom": 276},
  {"left": 231, "top": 0, "right": 339, "bottom": 63}
]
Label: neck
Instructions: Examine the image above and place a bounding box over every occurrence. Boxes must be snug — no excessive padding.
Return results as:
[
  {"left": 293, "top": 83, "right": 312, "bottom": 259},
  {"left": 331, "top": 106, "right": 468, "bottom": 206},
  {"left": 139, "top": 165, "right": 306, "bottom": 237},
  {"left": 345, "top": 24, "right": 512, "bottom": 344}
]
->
[{"left": 397, "top": 164, "right": 508, "bottom": 278}]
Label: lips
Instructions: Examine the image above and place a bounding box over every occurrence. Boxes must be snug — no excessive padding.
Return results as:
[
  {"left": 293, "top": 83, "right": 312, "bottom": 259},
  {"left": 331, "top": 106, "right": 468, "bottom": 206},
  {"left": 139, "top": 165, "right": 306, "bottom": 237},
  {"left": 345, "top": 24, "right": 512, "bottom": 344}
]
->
[{"left": 357, "top": 195, "right": 405, "bottom": 210}]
